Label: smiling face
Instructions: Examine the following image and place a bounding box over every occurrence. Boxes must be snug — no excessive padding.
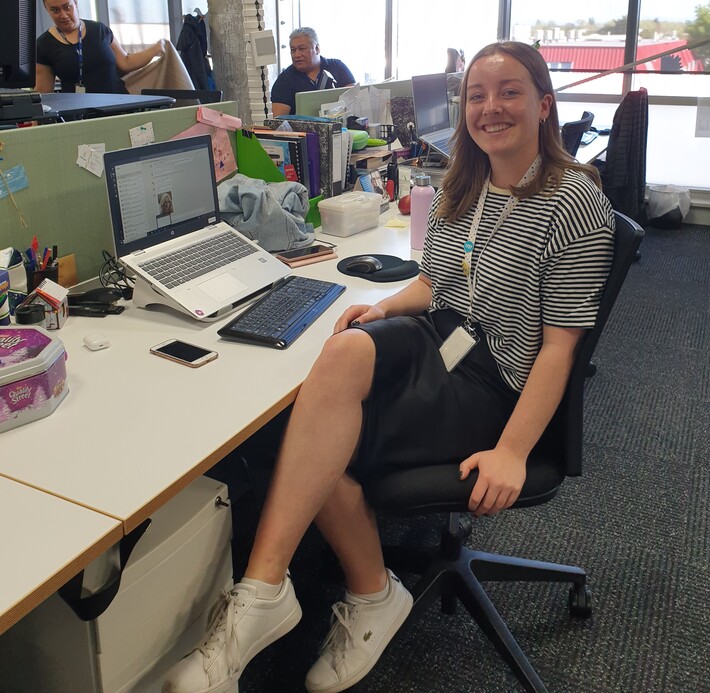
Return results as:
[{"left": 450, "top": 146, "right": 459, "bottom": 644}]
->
[
  {"left": 465, "top": 52, "right": 552, "bottom": 179},
  {"left": 44, "top": 0, "right": 80, "bottom": 33}
]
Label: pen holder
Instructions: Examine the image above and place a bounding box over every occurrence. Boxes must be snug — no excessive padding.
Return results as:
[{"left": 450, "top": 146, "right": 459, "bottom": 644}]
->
[{"left": 27, "top": 265, "right": 59, "bottom": 293}]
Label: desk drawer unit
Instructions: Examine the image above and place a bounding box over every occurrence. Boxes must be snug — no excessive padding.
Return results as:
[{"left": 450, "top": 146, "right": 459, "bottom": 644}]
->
[{"left": 0, "top": 475, "right": 234, "bottom": 692}]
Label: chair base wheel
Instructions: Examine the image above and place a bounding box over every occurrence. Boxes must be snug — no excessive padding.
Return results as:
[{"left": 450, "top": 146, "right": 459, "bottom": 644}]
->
[{"left": 569, "top": 583, "right": 592, "bottom": 618}]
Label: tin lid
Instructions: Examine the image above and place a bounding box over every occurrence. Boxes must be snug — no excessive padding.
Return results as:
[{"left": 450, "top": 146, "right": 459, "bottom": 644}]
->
[
  {"left": 415, "top": 174, "right": 432, "bottom": 186},
  {"left": 0, "top": 327, "right": 66, "bottom": 384}
]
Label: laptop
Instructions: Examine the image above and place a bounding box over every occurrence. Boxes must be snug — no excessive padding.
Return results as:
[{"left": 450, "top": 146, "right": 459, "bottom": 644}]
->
[
  {"left": 103, "top": 134, "right": 290, "bottom": 321},
  {"left": 411, "top": 73, "right": 455, "bottom": 158}
]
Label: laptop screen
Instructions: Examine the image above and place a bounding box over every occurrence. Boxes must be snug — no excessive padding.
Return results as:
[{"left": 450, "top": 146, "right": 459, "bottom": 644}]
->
[
  {"left": 411, "top": 73, "right": 451, "bottom": 137},
  {"left": 104, "top": 134, "right": 220, "bottom": 257}
]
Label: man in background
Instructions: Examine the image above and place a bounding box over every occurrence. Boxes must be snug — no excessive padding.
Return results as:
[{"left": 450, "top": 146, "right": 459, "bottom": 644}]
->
[{"left": 270, "top": 27, "right": 356, "bottom": 116}]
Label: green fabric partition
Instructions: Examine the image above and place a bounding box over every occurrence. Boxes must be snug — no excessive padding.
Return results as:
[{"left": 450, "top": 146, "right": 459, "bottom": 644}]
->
[{"left": 0, "top": 102, "right": 238, "bottom": 283}]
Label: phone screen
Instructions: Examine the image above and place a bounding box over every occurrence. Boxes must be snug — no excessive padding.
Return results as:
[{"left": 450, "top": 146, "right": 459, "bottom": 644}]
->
[
  {"left": 278, "top": 245, "right": 330, "bottom": 260},
  {"left": 153, "top": 340, "right": 214, "bottom": 363}
]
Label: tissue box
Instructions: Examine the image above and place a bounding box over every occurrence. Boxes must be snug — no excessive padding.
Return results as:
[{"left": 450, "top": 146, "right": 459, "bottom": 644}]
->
[
  {"left": 0, "top": 327, "right": 69, "bottom": 434},
  {"left": 318, "top": 192, "right": 382, "bottom": 237}
]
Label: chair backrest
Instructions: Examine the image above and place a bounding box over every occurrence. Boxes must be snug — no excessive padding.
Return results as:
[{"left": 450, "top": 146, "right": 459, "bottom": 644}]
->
[
  {"left": 140, "top": 88, "right": 223, "bottom": 107},
  {"left": 540, "top": 210, "right": 645, "bottom": 477},
  {"left": 561, "top": 110, "right": 594, "bottom": 157}
]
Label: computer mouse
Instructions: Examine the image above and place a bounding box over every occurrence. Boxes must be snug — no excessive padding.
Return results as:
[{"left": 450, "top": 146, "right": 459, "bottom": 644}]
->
[{"left": 345, "top": 255, "right": 383, "bottom": 274}]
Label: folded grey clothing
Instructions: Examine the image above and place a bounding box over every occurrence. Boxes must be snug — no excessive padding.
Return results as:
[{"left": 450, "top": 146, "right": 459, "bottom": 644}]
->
[{"left": 217, "top": 174, "right": 315, "bottom": 252}]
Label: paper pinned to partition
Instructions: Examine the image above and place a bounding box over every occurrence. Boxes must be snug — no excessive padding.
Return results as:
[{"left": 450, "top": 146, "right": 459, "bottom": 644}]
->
[{"left": 77, "top": 143, "right": 105, "bottom": 178}]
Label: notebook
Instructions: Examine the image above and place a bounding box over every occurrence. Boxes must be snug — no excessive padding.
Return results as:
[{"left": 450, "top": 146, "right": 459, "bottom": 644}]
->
[
  {"left": 411, "top": 73, "right": 455, "bottom": 158},
  {"left": 103, "top": 134, "right": 290, "bottom": 321}
]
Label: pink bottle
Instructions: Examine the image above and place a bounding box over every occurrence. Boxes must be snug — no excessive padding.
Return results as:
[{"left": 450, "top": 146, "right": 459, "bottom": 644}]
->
[{"left": 410, "top": 174, "right": 435, "bottom": 250}]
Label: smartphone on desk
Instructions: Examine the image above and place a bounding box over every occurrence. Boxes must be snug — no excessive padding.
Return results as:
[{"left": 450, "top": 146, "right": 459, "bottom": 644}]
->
[
  {"left": 150, "top": 339, "right": 218, "bottom": 368},
  {"left": 275, "top": 244, "right": 336, "bottom": 267}
]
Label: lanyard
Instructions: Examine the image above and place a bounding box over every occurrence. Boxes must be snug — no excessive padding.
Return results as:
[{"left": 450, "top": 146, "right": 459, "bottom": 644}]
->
[
  {"left": 461, "top": 156, "right": 541, "bottom": 324},
  {"left": 58, "top": 20, "right": 83, "bottom": 87}
]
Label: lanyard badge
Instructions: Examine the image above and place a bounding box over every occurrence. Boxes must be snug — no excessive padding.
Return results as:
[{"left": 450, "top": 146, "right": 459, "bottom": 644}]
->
[
  {"left": 59, "top": 21, "right": 84, "bottom": 90},
  {"left": 440, "top": 156, "right": 541, "bottom": 373}
]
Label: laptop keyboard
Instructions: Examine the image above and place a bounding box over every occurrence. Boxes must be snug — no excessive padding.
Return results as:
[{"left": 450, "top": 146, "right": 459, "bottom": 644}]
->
[
  {"left": 430, "top": 138, "right": 451, "bottom": 156},
  {"left": 138, "top": 231, "right": 257, "bottom": 289},
  {"left": 218, "top": 275, "right": 346, "bottom": 349}
]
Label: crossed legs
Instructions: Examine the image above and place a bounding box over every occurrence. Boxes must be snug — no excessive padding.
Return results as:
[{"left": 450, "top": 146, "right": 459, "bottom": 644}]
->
[
  {"left": 245, "top": 327, "right": 387, "bottom": 593},
  {"left": 162, "top": 328, "right": 407, "bottom": 693}
]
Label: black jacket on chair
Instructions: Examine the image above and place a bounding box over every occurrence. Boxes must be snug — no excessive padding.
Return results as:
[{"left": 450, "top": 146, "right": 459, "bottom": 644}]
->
[
  {"left": 176, "top": 14, "right": 214, "bottom": 90},
  {"left": 601, "top": 87, "right": 648, "bottom": 223}
]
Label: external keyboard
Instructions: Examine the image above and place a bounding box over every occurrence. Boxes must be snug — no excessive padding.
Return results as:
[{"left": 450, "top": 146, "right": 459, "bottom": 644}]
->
[
  {"left": 217, "top": 275, "right": 346, "bottom": 349},
  {"left": 139, "top": 231, "right": 257, "bottom": 289}
]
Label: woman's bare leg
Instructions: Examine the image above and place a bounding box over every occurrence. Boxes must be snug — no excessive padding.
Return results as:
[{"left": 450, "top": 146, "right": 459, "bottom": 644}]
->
[
  {"left": 314, "top": 474, "right": 387, "bottom": 594},
  {"left": 245, "top": 329, "right": 379, "bottom": 585}
]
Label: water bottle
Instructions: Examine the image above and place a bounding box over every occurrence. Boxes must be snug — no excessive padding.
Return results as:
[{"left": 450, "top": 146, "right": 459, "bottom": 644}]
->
[{"left": 410, "top": 174, "right": 435, "bottom": 250}]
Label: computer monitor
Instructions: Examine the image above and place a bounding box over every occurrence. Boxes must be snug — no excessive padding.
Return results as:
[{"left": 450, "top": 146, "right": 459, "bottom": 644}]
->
[
  {"left": 295, "top": 86, "right": 352, "bottom": 117},
  {"left": 0, "top": 0, "right": 37, "bottom": 89}
]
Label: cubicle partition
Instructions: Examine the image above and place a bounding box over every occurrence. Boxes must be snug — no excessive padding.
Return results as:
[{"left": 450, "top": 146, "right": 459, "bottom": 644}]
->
[{"left": 0, "top": 102, "right": 238, "bottom": 283}]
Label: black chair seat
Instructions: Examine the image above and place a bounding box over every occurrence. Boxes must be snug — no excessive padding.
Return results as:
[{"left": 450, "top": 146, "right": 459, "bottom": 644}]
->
[{"left": 366, "top": 455, "right": 564, "bottom": 516}]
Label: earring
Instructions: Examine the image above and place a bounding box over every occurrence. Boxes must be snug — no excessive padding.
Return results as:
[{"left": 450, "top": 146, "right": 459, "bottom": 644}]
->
[{"left": 539, "top": 118, "right": 546, "bottom": 126}]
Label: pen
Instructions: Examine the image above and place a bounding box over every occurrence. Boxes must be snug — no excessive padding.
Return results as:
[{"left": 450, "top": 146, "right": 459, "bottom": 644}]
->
[{"left": 31, "top": 236, "right": 39, "bottom": 270}]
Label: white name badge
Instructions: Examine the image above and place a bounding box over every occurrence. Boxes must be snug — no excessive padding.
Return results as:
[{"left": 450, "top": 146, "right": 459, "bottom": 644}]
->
[
  {"left": 75, "top": 84, "right": 86, "bottom": 93},
  {"left": 439, "top": 325, "right": 479, "bottom": 372}
]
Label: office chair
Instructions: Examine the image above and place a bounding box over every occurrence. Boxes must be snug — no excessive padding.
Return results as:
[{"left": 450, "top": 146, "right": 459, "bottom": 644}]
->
[
  {"left": 561, "top": 110, "right": 594, "bottom": 158},
  {"left": 363, "top": 211, "right": 644, "bottom": 693},
  {"left": 140, "top": 88, "right": 223, "bottom": 107}
]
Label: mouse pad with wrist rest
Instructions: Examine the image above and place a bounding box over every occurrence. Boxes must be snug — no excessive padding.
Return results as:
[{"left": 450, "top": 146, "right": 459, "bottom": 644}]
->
[{"left": 337, "top": 255, "right": 420, "bottom": 282}]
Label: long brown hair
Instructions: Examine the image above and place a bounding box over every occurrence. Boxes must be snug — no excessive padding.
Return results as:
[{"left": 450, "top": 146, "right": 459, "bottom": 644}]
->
[{"left": 437, "top": 41, "right": 601, "bottom": 222}]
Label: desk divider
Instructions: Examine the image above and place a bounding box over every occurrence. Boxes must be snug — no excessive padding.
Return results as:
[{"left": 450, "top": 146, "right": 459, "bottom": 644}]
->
[{"left": 0, "top": 102, "right": 238, "bottom": 283}]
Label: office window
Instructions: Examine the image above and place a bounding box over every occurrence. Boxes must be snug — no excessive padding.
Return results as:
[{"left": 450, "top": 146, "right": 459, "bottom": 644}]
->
[
  {"left": 297, "top": 0, "right": 386, "bottom": 84},
  {"left": 632, "top": 0, "right": 710, "bottom": 97},
  {"left": 393, "top": 1, "right": 498, "bottom": 79},
  {"left": 107, "top": 0, "right": 170, "bottom": 53},
  {"left": 511, "top": 0, "right": 629, "bottom": 94}
]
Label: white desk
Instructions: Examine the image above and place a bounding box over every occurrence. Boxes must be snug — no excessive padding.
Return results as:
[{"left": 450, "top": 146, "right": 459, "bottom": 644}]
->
[
  {"left": 578, "top": 134, "right": 609, "bottom": 164},
  {"left": 0, "top": 213, "right": 414, "bottom": 635},
  {"left": 0, "top": 477, "right": 121, "bottom": 635}
]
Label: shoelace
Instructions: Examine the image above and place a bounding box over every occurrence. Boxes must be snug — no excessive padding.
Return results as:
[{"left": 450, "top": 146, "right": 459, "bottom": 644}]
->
[
  {"left": 319, "top": 601, "right": 359, "bottom": 664},
  {"left": 197, "top": 588, "right": 248, "bottom": 668}
]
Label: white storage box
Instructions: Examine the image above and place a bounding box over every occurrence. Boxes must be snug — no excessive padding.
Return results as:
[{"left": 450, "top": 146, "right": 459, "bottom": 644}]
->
[
  {"left": 0, "top": 475, "right": 233, "bottom": 693},
  {"left": 318, "top": 191, "right": 382, "bottom": 237}
]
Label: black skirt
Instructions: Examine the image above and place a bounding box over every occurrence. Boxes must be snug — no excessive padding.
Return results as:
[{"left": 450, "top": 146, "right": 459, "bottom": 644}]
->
[{"left": 350, "top": 309, "right": 519, "bottom": 482}]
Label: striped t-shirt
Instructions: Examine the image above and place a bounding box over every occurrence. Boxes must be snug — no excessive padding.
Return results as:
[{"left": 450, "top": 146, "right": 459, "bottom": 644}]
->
[{"left": 421, "top": 169, "right": 615, "bottom": 392}]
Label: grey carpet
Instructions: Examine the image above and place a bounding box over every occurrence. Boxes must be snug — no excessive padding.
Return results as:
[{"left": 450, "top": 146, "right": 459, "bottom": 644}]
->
[{"left": 219, "top": 222, "right": 710, "bottom": 693}]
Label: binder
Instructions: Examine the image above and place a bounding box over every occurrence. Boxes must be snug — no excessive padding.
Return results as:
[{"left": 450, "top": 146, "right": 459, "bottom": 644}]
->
[
  {"left": 255, "top": 137, "right": 299, "bottom": 185},
  {"left": 264, "top": 119, "right": 343, "bottom": 198},
  {"left": 253, "top": 130, "right": 310, "bottom": 195},
  {"left": 235, "top": 130, "right": 286, "bottom": 184}
]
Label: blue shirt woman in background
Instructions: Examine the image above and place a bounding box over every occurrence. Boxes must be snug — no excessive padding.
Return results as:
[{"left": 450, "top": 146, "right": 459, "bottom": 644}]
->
[{"left": 35, "top": 0, "right": 164, "bottom": 94}]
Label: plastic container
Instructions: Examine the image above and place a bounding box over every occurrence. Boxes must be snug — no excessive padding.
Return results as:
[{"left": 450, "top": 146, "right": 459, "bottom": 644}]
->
[
  {"left": 0, "top": 326, "right": 69, "bottom": 434},
  {"left": 318, "top": 191, "right": 382, "bottom": 237},
  {"left": 410, "top": 174, "right": 435, "bottom": 250}
]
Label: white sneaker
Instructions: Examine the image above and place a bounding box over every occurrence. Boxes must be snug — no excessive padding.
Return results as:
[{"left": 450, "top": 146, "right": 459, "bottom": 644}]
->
[
  {"left": 162, "top": 575, "right": 302, "bottom": 693},
  {"left": 305, "top": 569, "right": 413, "bottom": 693}
]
